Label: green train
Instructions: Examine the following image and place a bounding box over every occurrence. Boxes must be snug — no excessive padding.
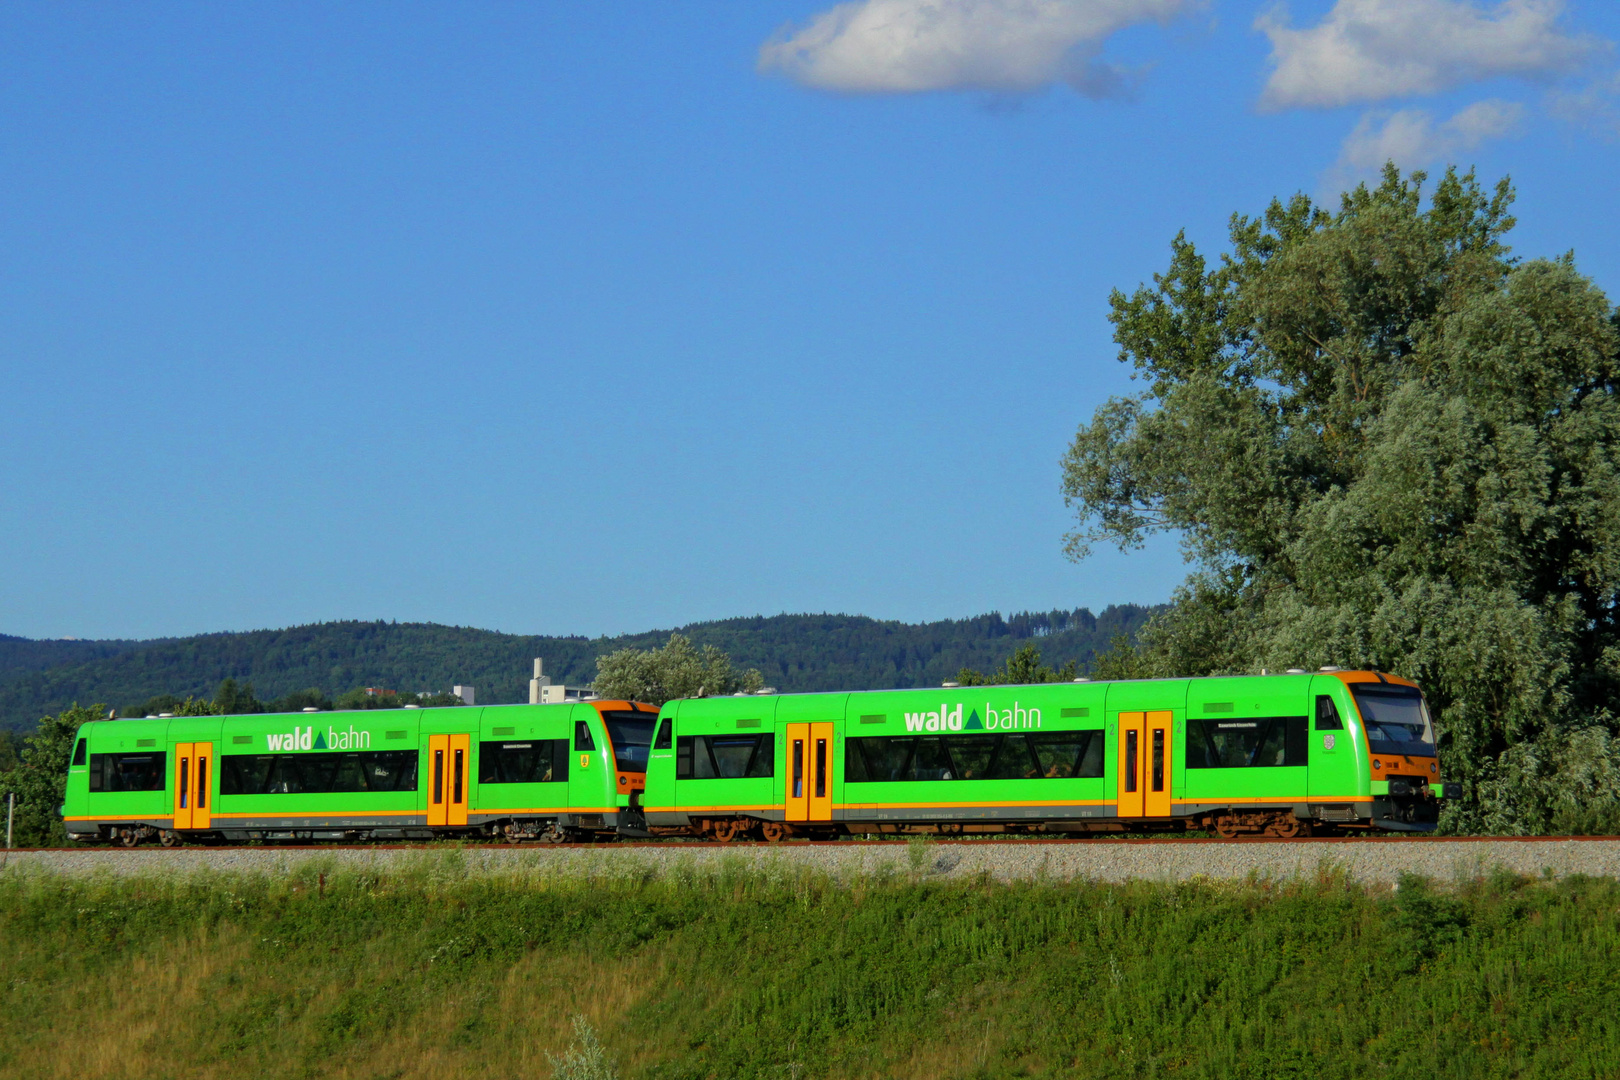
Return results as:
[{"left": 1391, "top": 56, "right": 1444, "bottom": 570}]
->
[{"left": 61, "top": 671, "right": 1456, "bottom": 845}]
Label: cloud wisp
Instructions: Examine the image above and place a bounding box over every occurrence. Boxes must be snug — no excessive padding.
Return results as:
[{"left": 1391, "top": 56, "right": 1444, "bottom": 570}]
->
[
  {"left": 1258, "top": 0, "right": 1597, "bottom": 111},
  {"left": 1320, "top": 98, "right": 1528, "bottom": 193},
  {"left": 757, "top": 0, "right": 1198, "bottom": 97}
]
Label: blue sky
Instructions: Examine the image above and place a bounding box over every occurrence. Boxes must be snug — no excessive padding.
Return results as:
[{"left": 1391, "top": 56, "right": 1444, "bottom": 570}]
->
[{"left": 4, "top": 1, "right": 1619, "bottom": 641}]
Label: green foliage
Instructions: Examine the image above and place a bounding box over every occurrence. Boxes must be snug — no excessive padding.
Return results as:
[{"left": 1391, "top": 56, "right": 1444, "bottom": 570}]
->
[
  {"left": 1, "top": 609, "right": 1155, "bottom": 732},
  {"left": 954, "top": 642, "right": 1078, "bottom": 686},
  {"left": 331, "top": 688, "right": 464, "bottom": 710},
  {"left": 1062, "top": 165, "right": 1620, "bottom": 833},
  {"left": 1089, "top": 633, "right": 1153, "bottom": 681},
  {"left": 548, "top": 1015, "right": 620, "bottom": 1080},
  {"left": 1, "top": 864, "right": 1616, "bottom": 1078},
  {"left": 0, "top": 703, "right": 100, "bottom": 846},
  {"left": 593, "top": 633, "right": 764, "bottom": 706}
]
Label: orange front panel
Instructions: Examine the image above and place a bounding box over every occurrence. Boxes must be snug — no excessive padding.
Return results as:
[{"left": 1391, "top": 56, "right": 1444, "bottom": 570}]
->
[
  {"left": 785, "top": 723, "right": 809, "bottom": 823},
  {"left": 427, "top": 734, "right": 449, "bottom": 827},
  {"left": 1117, "top": 713, "right": 1144, "bottom": 818},
  {"left": 448, "top": 733, "right": 470, "bottom": 826},
  {"left": 173, "top": 743, "right": 194, "bottom": 830},
  {"left": 192, "top": 742, "right": 214, "bottom": 829},
  {"left": 1144, "top": 711, "right": 1172, "bottom": 818},
  {"left": 808, "top": 721, "right": 834, "bottom": 822}
]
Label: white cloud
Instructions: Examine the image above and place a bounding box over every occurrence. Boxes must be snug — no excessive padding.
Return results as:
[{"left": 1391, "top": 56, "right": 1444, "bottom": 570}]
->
[
  {"left": 1321, "top": 99, "right": 1528, "bottom": 194},
  {"left": 757, "top": 0, "right": 1197, "bottom": 96},
  {"left": 1258, "top": 0, "right": 1596, "bottom": 111},
  {"left": 1548, "top": 71, "right": 1620, "bottom": 137}
]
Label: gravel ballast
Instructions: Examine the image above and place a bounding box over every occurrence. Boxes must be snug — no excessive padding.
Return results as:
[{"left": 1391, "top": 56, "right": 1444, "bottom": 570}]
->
[{"left": 4, "top": 837, "right": 1619, "bottom": 886}]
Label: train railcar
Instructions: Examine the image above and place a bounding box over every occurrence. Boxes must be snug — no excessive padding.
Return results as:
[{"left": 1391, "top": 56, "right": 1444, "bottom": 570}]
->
[
  {"left": 640, "top": 670, "right": 1460, "bottom": 839},
  {"left": 60, "top": 699, "right": 658, "bottom": 845}
]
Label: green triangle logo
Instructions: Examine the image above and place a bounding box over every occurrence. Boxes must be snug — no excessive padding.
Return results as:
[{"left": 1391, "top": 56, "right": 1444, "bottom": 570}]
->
[
  {"left": 313, "top": 731, "right": 327, "bottom": 750},
  {"left": 964, "top": 710, "right": 983, "bottom": 730}
]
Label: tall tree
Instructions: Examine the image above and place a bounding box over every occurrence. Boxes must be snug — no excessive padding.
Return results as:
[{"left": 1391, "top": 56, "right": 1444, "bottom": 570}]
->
[
  {"left": 593, "top": 634, "right": 763, "bottom": 707},
  {"left": 0, "top": 704, "right": 100, "bottom": 846},
  {"left": 1062, "top": 166, "right": 1620, "bottom": 833},
  {"left": 955, "top": 643, "right": 1078, "bottom": 686}
]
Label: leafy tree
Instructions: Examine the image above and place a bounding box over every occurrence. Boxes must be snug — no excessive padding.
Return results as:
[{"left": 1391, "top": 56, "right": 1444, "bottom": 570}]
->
[
  {"left": 213, "top": 678, "right": 263, "bottom": 715},
  {"left": 0, "top": 703, "right": 100, "bottom": 846},
  {"left": 265, "top": 687, "right": 332, "bottom": 713},
  {"left": 1089, "top": 634, "right": 1152, "bottom": 682},
  {"left": 593, "top": 633, "right": 763, "bottom": 707},
  {"left": 1061, "top": 165, "right": 1620, "bottom": 833},
  {"left": 955, "top": 643, "right": 1078, "bottom": 686},
  {"left": 332, "top": 688, "right": 465, "bottom": 710}
]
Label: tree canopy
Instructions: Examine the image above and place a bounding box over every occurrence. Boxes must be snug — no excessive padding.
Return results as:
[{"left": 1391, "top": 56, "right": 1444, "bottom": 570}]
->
[
  {"left": 1062, "top": 165, "right": 1620, "bottom": 833},
  {"left": 593, "top": 634, "right": 764, "bottom": 707}
]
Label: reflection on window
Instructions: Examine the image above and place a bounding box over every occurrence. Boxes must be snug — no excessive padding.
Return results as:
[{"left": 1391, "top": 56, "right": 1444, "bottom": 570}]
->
[
  {"left": 479, "top": 740, "right": 569, "bottom": 784},
  {"left": 601, "top": 712, "right": 656, "bottom": 773},
  {"left": 220, "top": 750, "right": 420, "bottom": 795},
  {"left": 845, "top": 731, "right": 1105, "bottom": 782},
  {"left": 1315, "top": 695, "right": 1344, "bottom": 730},
  {"left": 1185, "top": 717, "right": 1307, "bottom": 768},
  {"left": 88, "top": 753, "right": 166, "bottom": 792},
  {"left": 675, "top": 734, "right": 775, "bottom": 780},
  {"left": 1349, "top": 686, "right": 1435, "bottom": 755}
]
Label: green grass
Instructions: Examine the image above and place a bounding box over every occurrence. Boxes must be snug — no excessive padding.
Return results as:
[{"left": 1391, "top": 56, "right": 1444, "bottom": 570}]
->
[{"left": 1, "top": 856, "right": 1616, "bottom": 1079}]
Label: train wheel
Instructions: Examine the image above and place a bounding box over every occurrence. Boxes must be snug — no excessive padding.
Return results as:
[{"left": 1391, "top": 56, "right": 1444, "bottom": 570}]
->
[
  {"left": 118, "top": 828, "right": 140, "bottom": 848},
  {"left": 159, "top": 830, "right": 182, "bottom": 848},
  {"left": 760, "top": 821, "right": 789, "bottom": 843},
  {"left": 1211, "top": 816, "right": 1242, "bottom": 839},
  {"left": 711, "top": 818, "right": 742, "bottom": 843},
  {"left": 1265, "top": 816, "right": 1309, "bottom": 839}
]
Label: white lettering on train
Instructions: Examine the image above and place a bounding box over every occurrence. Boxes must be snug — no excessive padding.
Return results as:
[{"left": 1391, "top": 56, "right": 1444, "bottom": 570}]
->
[
  {"left": 905, "top": 704, "right": 964, "bottom": 732},
  {"left": 984, "top": 703, "right": 1042, "bottom": 730}
]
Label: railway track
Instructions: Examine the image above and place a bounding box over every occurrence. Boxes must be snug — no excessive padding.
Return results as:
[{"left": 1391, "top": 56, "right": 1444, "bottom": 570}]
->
[{"left": 6, "top": 834, "right": 1619, "bottom": 885}]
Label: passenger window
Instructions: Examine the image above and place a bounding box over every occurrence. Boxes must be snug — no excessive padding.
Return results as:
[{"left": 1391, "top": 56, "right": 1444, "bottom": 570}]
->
[
  {"left": 574, "top": 720, "right": 596, "bottom": 752},
  {"left": 653, "top": 719, "right": 672, "bottom": 750},
  {"left": 1315, "top": 695, "right": 1344, "bottom": 730}
]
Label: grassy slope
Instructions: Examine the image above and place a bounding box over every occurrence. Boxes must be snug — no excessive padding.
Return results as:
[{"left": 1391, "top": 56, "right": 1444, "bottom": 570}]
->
[
  {"left": 0, "top": 857, "right": 1614, "bottom": 1079},
  {"left": 0, "top": 607, "right": 1153, "bottom": 731}
]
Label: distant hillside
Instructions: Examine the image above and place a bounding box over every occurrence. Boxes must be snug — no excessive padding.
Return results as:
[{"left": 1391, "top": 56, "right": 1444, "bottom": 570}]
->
[{"left": 0, "top": 607, "right": 1153, "bottom": 731}]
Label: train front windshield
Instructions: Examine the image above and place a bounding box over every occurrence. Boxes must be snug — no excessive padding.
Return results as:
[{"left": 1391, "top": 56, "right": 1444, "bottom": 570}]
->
[
  {"left": 1349, "top": 684, "right": 1436, "bottom": 757},
  {"left": 601, "top": 711, "right": 656, "bottom": 773}
]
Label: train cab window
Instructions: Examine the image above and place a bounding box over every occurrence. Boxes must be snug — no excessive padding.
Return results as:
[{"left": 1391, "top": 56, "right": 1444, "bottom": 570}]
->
[
  {"left": 71, "top": 739, "right": 87, "bottom": 767},
  {"left": 1315, "top": 696, "right": 1344, "bottom": 730},
  {"left": 1349, "top": 684, "right": 1436, "bottom": 757},
  {"left": 574, "top": 721, "right": 596, "bottom": 752},
  {"left": 600, "top": 711, "right": 656, "bottom": 773},
  {"left": 653, "top": 718, "right": 672, "bottom": 750}
]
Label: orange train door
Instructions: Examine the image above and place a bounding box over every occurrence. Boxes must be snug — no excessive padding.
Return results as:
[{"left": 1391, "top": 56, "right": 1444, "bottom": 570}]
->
[
  {"left": 447, "top": 733, "right": 470, "bottom": 827},
  {"left": 172, "top": 742, "right": 214, "bottom": 830},
  {"left": 427, "top": 734, "right": 449, "bottom": 826},
  {"left": 785, "top": 722, "right": 835, "bottom": 824},
  {"left": 1116, "top": 711, "right": 1173, "bottom": 820}
]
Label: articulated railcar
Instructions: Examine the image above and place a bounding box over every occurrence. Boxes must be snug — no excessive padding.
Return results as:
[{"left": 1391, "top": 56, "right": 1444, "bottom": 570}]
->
[
  {"left": 61, "top": 699, "right": 659, "bottom": 845},
  {"left": 640, "top": 670, "right": 1458, "bottom": 839},
  {"left": 60, "top": 671, "right": 1455, "bottom": 845}
]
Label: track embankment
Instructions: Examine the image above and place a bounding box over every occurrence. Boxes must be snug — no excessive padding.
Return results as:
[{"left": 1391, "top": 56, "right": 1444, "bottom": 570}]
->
[{"left": 4, "top": 836, "right": 1620, "bottom": 885}]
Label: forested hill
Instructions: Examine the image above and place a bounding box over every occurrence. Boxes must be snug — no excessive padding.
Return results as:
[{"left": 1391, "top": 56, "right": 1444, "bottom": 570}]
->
[{"left": 0, "top": 607, "right": 1152, "bottom": 731}]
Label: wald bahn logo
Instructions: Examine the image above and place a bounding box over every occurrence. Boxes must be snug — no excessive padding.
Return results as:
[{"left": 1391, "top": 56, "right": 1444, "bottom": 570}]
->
[
  {"left": 264, "top": 725, "right": 373, "bottom": 751},
  {"left": 903, "top": 702, "right": 1044, "bottom": 732}
]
